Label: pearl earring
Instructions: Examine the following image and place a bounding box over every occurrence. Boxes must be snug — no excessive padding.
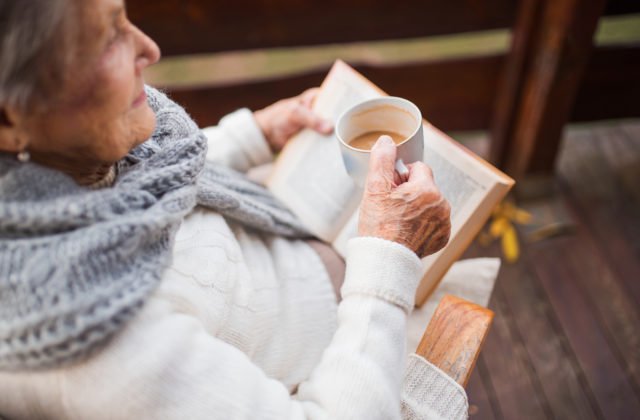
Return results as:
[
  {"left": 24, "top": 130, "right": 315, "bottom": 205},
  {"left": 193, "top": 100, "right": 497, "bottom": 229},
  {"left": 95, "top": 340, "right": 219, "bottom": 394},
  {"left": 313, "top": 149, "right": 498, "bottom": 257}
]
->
[{"left": 17, "top": 150, "right": 30, "bottom": 163}]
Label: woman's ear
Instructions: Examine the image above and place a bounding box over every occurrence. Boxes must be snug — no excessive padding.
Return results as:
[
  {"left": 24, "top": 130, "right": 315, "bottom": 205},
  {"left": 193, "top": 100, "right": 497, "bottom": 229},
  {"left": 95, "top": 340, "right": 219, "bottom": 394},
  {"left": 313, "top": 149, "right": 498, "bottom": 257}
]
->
[
  {"left": 0, "top": 107, "right": 22, "bottom": 153},
  {"left": 0, "top": 109, "right": 10, "bottom": 126}
]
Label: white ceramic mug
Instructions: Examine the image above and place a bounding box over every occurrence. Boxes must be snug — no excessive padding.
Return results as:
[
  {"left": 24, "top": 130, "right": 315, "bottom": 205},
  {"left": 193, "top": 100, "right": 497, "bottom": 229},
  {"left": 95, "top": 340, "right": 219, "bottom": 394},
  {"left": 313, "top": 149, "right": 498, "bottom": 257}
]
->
[{"left": 335, "top": 97, "right": 424, "bottom": 188}]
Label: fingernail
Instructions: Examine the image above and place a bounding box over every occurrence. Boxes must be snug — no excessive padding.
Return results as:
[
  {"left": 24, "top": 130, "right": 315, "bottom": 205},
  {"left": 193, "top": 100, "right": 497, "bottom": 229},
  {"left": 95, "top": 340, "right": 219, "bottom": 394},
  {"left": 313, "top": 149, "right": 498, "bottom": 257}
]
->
[
  {"left": 374, "top": 135, "right": 393, "bottom": 148},
  {"left": 320, "top": 120, "right": 333, "bottom": 132}
]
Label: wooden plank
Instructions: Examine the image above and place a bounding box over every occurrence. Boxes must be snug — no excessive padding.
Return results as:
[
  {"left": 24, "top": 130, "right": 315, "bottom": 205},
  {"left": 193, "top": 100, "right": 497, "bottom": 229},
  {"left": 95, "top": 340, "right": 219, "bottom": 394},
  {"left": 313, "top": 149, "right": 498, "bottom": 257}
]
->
[
  {"left": 459, "top": 243, "right": 502, "bottom": 420},
  {"left": 593, "top": 124, "right": 640, "bottom": 259},
  {"left": 562, "top": 218, "right": 640, "bottom": 398},
  {"left": 489, "top": 0, "right": 607, "bottom": 181},
  {"left": 488, "top": 0, "right": 542, "bottom": 167},
  {"left": 553, "top": 125, "right": 640, "bottom": 399},
  {"left": 161, "top": 45, "right": 640, "bottom": 133},
  {"left": 416, "top": 295, "right": 494, "bottom": 387},
  {"left": 128, "top": 0, "right": 517, "bottom": 56},
  {"left": 608, "top": 123, "right": 640, "bottom": 209},
  {"left": 500, "top": 260, "right": 602, "bottom": 419},
  {"left": 466, "top": 366, "right": 499, "bottom": 419},
  {"left": 557, "top": 125, "right": 640, "bottom": 310},
  {"left": 529, "top": 233, "right": 640, "bottom": 418},
  {"left": 617, "top": 121, "right": 640, "bottom": 155},
  {"left": 476, "top": 287, "right": 549, "bottom": 419},
  {"left": 467, "top": 239, "right": 601, "bottom": 419}
]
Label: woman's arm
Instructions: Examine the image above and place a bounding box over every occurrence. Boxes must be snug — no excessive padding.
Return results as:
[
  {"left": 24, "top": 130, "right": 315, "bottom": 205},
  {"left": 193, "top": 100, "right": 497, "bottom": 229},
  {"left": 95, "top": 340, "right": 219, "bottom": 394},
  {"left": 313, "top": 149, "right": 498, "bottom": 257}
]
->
[
  {"left": 0, "top": 237, "right": 425, "bottom": 419},
  {"left": 202, "top": 108, "right": 274, "bottom": 172}
]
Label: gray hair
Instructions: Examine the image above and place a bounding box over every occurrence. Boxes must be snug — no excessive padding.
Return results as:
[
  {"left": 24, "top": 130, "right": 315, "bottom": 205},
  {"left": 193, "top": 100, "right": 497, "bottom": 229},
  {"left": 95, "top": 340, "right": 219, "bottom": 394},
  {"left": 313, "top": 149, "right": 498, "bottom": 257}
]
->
[{"left": 0, "top": 0, "right": 69, "bottom": 111}]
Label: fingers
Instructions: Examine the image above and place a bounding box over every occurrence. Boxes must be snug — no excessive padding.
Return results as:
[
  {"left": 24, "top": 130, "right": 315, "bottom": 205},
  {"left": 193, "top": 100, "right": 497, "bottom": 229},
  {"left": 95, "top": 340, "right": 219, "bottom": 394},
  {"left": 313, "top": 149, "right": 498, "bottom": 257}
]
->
[
  {"left": 291, "top": 103, "right": 333, "bottom": 134},
  {"left": 393, "top": 170, "right": 403, "bottom": 186},
  {"left": 295, "top": 88, "right": 333, "bottom": 134},
  {"left": 299, "top": 88, "right": 320, "bottom": 108},
  {"left": 399, "top": 162, "right": 442, "bottom": 201},
  {"left": 365, "top": 136, "right": 398, "bottom": 191},
  {"left": 405, "top": 161, "right": 435, "bottom": 185}
]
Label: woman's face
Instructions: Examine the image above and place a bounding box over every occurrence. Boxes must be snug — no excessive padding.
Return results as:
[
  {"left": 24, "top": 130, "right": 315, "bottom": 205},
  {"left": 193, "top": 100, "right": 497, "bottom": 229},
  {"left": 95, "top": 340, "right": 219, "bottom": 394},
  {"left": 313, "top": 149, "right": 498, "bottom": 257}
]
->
[{"left": 13, "top": 0, "right": 160, "bottom": 177}]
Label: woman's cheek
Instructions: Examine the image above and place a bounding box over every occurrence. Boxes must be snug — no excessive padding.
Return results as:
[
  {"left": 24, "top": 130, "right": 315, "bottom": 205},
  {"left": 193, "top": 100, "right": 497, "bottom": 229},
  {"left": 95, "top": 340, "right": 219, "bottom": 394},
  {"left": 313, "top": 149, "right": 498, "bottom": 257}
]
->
[{"left": 99, "top": 42, "right": 137, "bottom": 108}]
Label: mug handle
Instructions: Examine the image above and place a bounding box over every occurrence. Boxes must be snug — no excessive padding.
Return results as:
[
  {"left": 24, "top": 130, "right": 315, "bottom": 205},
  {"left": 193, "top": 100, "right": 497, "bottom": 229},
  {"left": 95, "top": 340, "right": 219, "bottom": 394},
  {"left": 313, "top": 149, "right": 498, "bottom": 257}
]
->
[{"left": 395, "top": 158, "right": 410, "bottom": 182}]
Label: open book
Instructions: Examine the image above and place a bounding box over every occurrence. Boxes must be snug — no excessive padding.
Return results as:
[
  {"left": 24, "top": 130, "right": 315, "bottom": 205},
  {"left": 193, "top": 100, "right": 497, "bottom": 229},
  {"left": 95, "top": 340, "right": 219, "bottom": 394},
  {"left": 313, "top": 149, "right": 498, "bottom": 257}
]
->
[{"left": 266, "top": 60, "right": 514, "bottom": 306}]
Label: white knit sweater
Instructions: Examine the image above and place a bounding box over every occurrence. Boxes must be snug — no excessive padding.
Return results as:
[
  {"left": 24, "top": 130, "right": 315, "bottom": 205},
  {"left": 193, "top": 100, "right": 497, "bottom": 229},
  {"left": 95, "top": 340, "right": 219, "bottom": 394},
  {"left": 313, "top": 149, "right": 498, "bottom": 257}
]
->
[{"left": 0, "top": 110, "right": 468, "bottom": 420}]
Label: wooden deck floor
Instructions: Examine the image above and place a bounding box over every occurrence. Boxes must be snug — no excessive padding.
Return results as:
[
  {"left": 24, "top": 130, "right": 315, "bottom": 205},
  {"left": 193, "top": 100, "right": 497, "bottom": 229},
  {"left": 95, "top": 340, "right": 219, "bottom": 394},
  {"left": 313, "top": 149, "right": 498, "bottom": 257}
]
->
[{"left": 460, "top": 120, "right": 640, "bottom": 420}]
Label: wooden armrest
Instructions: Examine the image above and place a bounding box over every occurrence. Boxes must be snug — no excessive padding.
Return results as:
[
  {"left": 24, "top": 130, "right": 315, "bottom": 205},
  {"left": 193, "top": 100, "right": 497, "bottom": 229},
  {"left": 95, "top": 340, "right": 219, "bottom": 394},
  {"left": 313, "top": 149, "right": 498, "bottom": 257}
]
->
[{"left": 415, "top": 294, "right": 494, "bottom": 387}]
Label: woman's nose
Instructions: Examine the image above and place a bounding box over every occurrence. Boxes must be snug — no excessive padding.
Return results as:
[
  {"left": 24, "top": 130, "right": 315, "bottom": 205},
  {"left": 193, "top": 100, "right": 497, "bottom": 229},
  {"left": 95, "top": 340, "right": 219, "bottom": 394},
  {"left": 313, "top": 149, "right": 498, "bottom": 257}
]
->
[{"left": 134, "top": 25, "right": 161, "bottom": 72}]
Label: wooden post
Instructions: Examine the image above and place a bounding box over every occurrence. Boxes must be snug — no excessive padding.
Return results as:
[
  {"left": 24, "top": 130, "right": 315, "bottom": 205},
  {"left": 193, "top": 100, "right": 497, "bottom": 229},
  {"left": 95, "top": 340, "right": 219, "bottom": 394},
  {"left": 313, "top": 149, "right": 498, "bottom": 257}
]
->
[
  {"left": 416, "top": 295, "right": 494, "bottom": 387},
  {"left": 489, "top": 0, "right": 607, "bottom": 197}
]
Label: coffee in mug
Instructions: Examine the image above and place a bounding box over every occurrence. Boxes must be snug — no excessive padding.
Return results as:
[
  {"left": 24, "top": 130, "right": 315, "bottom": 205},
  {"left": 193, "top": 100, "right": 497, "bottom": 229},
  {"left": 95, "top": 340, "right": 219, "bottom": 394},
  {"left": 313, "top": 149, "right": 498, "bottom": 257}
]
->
[
  {"left": 336, "top": 97, "right": 424, "bottom": 187},
  {"left": 348, "top": 130, "right": 406, "bottom": 151}
]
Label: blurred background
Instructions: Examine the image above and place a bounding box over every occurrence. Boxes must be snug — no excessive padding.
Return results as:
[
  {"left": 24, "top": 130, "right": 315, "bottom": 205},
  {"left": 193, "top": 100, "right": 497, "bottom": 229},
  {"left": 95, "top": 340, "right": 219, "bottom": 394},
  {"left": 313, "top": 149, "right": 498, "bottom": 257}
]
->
[{"left": 130, "top": 1, "right": 640, "bottom": 418}]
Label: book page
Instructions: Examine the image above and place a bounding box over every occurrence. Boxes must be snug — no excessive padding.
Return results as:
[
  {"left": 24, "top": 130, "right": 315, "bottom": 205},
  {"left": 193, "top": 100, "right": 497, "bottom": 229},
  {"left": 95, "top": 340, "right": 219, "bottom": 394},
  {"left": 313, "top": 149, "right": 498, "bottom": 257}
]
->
[
  {"left": 267, "top": 61, "right": 382, "bottom": 242},
  {"left": 423, "top": 125, "right": 490, "bottom": 231},
  {"left": 415, "top": 123, "right": 513, "bottom": 304}
]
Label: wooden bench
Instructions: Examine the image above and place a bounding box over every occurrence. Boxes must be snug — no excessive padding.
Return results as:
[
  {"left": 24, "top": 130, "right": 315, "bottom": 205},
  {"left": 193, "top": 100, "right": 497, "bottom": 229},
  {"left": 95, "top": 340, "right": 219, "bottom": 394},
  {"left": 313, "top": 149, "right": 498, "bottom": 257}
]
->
[{"left": 417, "top": 295, "right": 494, "bottom": 387}]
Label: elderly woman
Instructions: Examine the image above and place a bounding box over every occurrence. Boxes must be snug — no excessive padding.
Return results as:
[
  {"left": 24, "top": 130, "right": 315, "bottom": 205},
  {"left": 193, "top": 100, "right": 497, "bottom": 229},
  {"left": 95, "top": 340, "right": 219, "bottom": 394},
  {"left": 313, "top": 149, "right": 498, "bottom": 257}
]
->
[{"left": 0, "top": 0, "right": 465, "bottom": 419}]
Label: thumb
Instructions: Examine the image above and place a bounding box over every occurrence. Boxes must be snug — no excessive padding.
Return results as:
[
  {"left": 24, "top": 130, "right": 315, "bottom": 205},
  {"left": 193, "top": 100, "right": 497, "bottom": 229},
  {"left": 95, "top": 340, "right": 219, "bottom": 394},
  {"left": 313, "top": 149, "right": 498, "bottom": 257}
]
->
[{"left": 366, "top": 135, "right": 397, "bottom": 190}]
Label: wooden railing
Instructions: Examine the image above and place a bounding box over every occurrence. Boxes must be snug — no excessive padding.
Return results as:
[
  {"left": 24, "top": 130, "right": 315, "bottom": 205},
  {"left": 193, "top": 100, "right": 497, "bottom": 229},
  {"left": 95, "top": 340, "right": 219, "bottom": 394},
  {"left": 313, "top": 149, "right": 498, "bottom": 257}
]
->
[{"left": 129, "top": 0, "right": 640, "bottom": 186}]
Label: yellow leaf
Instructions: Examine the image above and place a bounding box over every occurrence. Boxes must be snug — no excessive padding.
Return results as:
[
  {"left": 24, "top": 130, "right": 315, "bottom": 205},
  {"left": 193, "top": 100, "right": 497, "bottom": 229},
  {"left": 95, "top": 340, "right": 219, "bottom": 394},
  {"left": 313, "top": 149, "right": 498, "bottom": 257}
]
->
[
  {"left": 513, "top": 209, "right": 533, "bottom": 225},
  {"left": 490, "top": 217, "right": 509, "bottom": 238},
  {"left": 502, "top": 225, "right": 520, "bottom": 263}
]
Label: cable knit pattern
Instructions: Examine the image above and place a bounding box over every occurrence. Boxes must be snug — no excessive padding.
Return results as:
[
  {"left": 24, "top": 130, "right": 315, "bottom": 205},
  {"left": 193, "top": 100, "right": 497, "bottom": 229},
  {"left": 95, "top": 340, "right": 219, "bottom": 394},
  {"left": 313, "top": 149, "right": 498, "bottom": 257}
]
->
[
  {"left": 402, "top": 354, "right": 469, "bottom": 420},
  {"left": 0, "top": 87, "right": 308, "bottom": 370}
]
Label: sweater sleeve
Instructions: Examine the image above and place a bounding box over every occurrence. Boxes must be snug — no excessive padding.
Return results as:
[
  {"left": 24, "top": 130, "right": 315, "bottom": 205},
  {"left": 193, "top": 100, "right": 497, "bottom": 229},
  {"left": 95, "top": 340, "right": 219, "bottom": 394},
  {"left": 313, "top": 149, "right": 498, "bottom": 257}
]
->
[
  {"left": 202, "top": 108, "right": 274, "bottom": 172},
  {"left": 0, "top": 237, "right": 467, "bottom": 420},
  {"left": 401, "top": 355, "right": 469, "bottom": 420}
]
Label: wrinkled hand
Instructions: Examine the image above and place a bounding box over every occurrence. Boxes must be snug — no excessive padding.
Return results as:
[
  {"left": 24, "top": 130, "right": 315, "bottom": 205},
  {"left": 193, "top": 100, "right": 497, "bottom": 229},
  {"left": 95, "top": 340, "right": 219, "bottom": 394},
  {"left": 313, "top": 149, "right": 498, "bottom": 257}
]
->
[
  {"left": 358, "top": 136, "right": 451, "bottom": 258},
  {"left": 254, "top": 88, "right": 333, "bottom": 152}
]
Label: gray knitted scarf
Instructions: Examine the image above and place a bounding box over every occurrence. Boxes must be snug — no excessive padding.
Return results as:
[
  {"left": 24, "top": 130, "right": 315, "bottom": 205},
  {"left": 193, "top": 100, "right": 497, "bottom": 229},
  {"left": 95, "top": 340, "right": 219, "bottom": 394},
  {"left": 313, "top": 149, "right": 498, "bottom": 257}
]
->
[{"left": 0, "top": 87, "right": 309, "bottom": 371}]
